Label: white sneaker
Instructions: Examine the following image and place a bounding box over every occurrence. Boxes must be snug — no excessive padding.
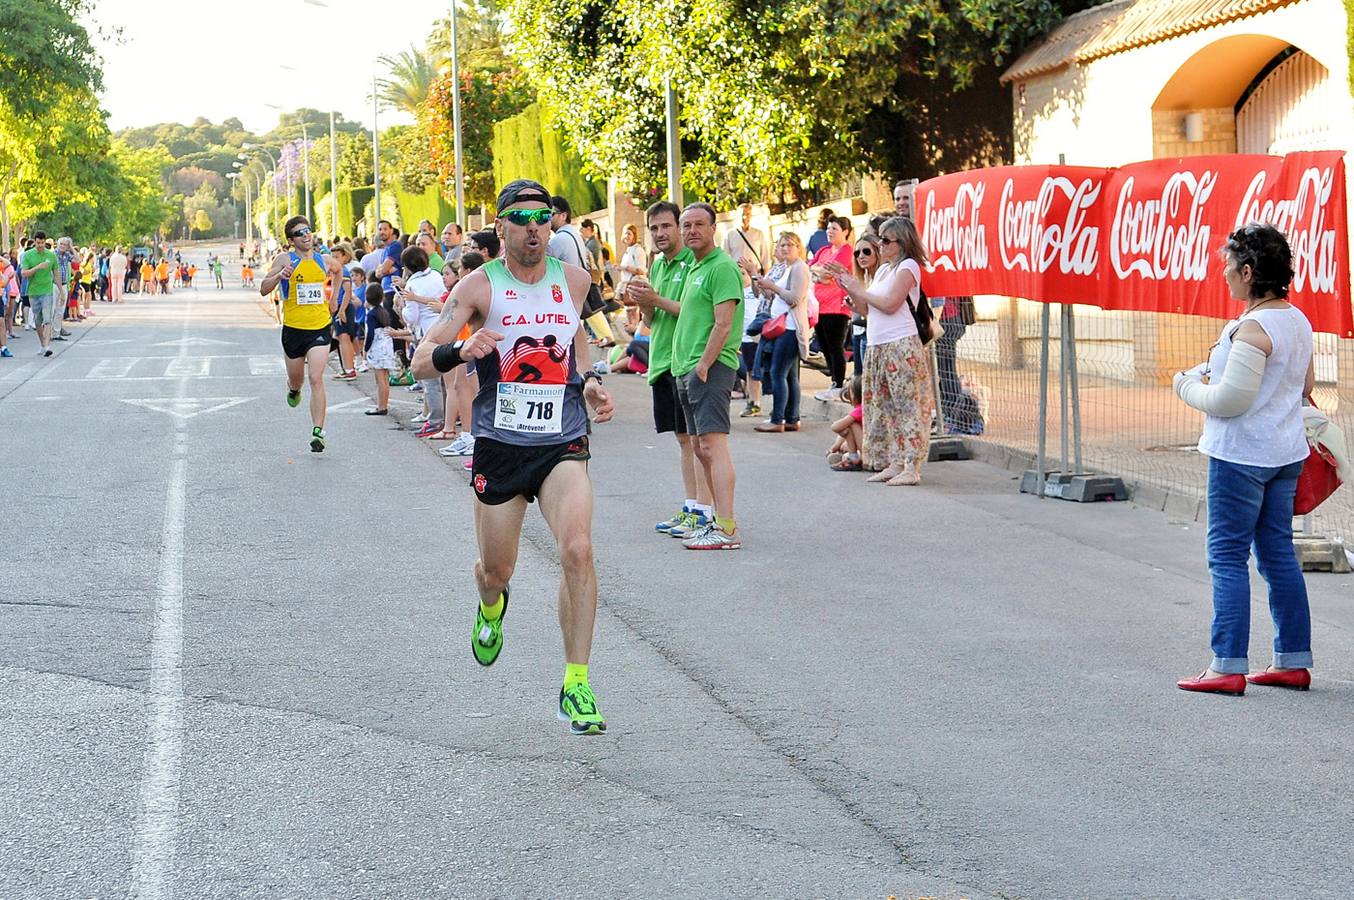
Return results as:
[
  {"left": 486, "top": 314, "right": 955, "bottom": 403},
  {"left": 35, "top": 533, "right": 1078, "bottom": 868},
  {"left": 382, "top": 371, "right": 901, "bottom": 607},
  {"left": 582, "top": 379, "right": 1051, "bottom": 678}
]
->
[
  {"left": 411, "top": 413, "right": 429, "bottom": 425},
  {"left": 814, "top": 388, "right": 841, "bottom": 402},
  {"left": 445, "top": 433, "right": 475, "bottom": 456},
  {"left": 356, "top": 362, "right": 369, "bottom": 373}
]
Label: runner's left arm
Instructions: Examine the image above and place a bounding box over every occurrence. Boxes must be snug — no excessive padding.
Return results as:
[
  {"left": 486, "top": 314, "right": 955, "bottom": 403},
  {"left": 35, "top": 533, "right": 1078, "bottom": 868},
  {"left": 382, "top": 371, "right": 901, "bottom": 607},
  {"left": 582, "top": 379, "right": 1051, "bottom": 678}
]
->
[
  {"left": 323, "top": 255, "right": 341, "bottom": 315},
  {"left": 566, "top": 267, "right": 613, "bottom": 423}
]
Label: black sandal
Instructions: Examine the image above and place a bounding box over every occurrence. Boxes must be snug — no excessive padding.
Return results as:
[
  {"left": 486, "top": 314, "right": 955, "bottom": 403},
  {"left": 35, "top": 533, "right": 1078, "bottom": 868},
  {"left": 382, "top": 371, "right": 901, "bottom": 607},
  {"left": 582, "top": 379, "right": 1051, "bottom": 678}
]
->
[{"left": 364, "top": 408, "right": 389, "bottom": 416}]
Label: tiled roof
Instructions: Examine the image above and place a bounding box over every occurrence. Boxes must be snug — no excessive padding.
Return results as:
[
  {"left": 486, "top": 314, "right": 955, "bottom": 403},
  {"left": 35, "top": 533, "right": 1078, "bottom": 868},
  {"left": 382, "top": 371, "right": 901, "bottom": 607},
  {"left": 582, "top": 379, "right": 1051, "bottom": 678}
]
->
[{"left": 1001, "top": 0, "right": 1303, "bottom": 83}]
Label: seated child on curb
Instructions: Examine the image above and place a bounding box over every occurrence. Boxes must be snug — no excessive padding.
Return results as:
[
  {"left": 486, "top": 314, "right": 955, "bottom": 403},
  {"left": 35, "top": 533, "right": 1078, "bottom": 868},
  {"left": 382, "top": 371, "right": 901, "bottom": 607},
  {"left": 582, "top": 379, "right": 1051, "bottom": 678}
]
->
[{"left": 826, "top": 376, "right": 864, "bottom": 471}]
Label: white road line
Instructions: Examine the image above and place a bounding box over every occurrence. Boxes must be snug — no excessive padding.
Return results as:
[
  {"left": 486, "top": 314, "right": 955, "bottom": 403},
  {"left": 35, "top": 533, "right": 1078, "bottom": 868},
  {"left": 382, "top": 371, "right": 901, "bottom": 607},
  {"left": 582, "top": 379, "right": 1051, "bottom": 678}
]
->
[
  {"left": 247, "top": 355, "right": 286, "bottom": 375},
  {"left": 130, "top": 309, "right": 193, "bottom": 899},
  {"left": 88, "top": 357, "right": 141, "bottom": 379},
  {"left": 164, "top": 357, "right": 210, "bottom": 378},
  {"left": 29, "top": 358, "right": 65, "bottom": 381}
]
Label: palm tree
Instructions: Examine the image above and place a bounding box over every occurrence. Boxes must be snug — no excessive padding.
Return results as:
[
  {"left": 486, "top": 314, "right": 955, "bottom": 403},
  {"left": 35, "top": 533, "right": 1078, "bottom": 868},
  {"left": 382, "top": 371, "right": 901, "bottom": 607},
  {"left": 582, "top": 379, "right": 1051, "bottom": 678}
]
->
[
  {"left": 376, "top": 45, "right": 438, "bottom": 117},
  {"left": 427, "top": 0, "right": 508, "bottom": 71}
]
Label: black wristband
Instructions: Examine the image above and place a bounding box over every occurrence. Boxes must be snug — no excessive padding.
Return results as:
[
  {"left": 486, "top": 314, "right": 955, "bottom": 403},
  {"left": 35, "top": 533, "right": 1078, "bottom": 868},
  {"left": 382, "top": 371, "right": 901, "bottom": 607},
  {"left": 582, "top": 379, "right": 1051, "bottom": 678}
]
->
[
  {"left": 582, "top": 369, "right": 603, "bottom": 385},
  {"left": 431, "top": 341, "right": 465, "bottom": 373}
]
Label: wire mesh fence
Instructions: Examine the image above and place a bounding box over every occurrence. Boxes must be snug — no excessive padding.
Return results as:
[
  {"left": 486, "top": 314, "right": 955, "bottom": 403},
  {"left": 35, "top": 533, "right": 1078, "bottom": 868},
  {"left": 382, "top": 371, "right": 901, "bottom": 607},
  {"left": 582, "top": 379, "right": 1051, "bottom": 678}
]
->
[{"left": 939, "top": 297, "right": 1354, "bottom": 543}]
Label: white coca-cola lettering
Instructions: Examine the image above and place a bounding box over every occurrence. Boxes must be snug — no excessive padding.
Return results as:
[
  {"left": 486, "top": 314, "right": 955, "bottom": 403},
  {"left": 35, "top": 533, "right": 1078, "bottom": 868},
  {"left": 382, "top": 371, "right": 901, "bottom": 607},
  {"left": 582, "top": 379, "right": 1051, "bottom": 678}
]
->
[
  {"left": 1110, "top": 172, "right": 1215, "bottom": 281},
  {"left": 1235, "top": 167, "right": 1338, "bottom": 294},
  {"left": 921, "top": 182, "right": 989, "bottom": 272},
  {"left": 998, "top": 176, "right": 1101, "bottom": 275}
]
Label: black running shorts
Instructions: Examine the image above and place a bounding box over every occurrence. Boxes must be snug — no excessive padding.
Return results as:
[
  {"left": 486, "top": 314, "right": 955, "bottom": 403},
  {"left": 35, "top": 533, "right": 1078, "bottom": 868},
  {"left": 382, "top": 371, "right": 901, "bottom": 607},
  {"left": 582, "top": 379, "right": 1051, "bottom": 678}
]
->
[
  {"left": 650, "top": 370, "right": 687, "bottom": 436},
  {"left": 281, "top": 324, "right": 332, "bottom": 359},
  {"left": 471, "top": 436, "right": 591, "bottom": 506}
]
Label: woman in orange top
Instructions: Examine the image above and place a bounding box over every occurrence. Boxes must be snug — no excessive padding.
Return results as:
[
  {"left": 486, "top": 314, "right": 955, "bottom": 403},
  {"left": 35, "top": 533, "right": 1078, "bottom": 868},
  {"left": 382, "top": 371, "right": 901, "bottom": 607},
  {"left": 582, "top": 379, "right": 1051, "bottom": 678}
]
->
[
  {"left": 156, "top": 259, "right": 170, "bottom": 294},
  {"left": 140, "top": 259, "right": 155, "bottom": 294}
]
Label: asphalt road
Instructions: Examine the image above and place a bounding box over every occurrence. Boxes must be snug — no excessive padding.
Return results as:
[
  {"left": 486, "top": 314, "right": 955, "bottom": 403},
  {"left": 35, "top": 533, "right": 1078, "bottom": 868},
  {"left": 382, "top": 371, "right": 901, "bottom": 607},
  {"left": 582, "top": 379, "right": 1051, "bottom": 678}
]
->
[{"left": 3, "top": 242, "right": 1353, "bottom": 899}]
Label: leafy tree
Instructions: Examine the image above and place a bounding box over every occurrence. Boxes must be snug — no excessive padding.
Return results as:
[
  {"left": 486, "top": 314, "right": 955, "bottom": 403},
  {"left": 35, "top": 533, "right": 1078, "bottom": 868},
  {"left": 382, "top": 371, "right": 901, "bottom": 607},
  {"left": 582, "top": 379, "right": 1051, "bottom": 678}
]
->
[
  {"left": 382, "top": 124, "right": 437, "bottom": 195},
  {"left": 0, "top": 0, "right": 103, "bottom": 119},
  {"left": 424, "top": 66, "right": 534, "bottom": 211},
  {"left": 376, "top": 45, "right": 438, "bottom": 117},
  {"left": 338, "top": 131, "right": 374, "bottom": 188},
  {"left": 503, "top": 0, "right": 1099, "bottom": 204},
  {"left": 191, "top": 208, "right": 212, "bottom": 238}
]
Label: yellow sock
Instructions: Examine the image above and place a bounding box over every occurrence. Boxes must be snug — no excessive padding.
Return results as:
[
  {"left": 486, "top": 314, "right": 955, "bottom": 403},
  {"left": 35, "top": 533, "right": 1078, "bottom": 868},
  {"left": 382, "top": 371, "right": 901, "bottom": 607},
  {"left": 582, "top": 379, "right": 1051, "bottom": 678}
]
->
[
  {"left": 715, "top": 516, "right": 736, "bottom": 534},
  {"left": 479, "top": 593, "right": 504, "bottom": 621},
  {"left": 564, "top": 662, "right": 588, "bottom": 689}
]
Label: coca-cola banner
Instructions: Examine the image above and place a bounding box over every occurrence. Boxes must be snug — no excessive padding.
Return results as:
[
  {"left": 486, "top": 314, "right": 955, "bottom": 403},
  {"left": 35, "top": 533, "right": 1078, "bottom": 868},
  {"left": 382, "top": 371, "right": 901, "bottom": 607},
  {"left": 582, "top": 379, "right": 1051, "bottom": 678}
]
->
[{"left": 918, "top": 152, "right": 1352, "bottom": 337}]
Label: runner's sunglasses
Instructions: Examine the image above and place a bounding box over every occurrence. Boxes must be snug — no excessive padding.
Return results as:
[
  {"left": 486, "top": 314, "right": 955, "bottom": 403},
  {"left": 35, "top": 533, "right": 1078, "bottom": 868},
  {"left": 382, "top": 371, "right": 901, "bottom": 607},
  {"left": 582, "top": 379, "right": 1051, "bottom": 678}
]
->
[
  {"left": 287, "top": 225, "right": 312, "bottom": 239},
  {"left": 500, "top": 208, "right": 553, "bottom": 227}
]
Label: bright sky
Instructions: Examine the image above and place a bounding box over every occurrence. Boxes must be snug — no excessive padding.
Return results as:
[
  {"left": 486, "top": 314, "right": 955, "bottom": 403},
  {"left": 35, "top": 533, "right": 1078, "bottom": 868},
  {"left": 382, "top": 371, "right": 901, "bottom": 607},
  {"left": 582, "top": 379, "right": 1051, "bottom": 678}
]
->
[{"left": 91, "top": 0, "right": 451, "bottom": 133}]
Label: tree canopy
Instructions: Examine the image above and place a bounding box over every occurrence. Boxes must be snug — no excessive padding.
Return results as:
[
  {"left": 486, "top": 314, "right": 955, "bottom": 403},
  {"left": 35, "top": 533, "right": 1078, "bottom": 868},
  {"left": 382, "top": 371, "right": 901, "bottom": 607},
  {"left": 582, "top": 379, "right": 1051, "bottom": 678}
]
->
[{"left": 502, "top": 0, "right": 1098, "bottom": 204}]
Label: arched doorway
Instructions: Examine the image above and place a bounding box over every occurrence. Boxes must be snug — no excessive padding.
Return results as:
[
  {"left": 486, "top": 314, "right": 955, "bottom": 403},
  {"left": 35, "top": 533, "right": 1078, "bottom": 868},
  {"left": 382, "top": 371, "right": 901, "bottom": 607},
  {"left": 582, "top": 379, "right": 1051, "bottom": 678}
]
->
[{"left": 1236, "top": 49, "right": 1335, "bottom": 154}]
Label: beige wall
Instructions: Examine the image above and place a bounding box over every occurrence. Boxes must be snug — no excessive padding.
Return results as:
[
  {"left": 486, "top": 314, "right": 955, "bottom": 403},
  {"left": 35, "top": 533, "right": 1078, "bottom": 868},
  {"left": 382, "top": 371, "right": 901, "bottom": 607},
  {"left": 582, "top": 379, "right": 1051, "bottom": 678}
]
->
[
  {"left": 1151, "top": 107, "right": 1237, "bottom": 158},
  {"left": 1010, "top": 0, "right": 1354, "bottom": 166}
]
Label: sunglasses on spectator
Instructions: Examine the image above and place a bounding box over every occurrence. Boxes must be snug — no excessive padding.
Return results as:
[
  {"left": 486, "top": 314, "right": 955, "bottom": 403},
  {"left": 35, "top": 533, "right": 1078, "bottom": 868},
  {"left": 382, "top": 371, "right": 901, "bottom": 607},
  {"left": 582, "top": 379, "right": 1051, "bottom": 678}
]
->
[
  {"left": 854, "top": 249, "right": 873, "bottom": 257},
  {"left": 288, "top": 225, "right": 312, "bottom": 239},
  {"left": 501, "top": 208, "right": 554, "bottom": 226},
  {"left": 879, "top": 237, "right": 899, "bottom": 245}
]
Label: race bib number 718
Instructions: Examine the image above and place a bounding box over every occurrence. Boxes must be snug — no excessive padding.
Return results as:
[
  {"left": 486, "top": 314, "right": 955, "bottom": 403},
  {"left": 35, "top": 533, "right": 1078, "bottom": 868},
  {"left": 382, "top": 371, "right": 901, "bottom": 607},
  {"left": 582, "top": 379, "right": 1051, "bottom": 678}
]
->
[{"left": 494, "top": 383, "right": 565, "bottom": 435}]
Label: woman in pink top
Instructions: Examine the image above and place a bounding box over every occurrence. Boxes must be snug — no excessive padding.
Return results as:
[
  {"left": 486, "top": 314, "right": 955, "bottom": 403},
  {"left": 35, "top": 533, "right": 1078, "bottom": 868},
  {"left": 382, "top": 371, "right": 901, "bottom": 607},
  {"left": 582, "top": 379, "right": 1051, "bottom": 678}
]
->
[{"left": 808, "top": 216, "right": 854, "bottom": 399}]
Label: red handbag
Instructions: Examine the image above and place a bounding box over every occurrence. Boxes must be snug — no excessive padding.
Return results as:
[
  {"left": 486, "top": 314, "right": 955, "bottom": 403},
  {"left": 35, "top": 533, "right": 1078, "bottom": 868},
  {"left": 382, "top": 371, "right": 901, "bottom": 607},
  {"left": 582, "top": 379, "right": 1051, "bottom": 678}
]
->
[
  {"left": 1295, "top": 398, "right": 1342, "bottom": 515},
  {"left": 761, "top": 312, "right": 789, "bottom": 341},
  {"left": 1295, "top": 442, "right": 1341, "bottom": 514}
]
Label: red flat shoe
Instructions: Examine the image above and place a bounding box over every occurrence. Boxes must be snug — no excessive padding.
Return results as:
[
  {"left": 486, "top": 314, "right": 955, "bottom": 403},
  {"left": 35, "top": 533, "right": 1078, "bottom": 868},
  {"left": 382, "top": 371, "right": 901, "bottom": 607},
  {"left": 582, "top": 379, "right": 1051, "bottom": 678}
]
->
[
  {"left": 1246, "top": 668, "right": 1311, "bottom": 690},
  {"left": 1177, "top": 671, "right": 1246, "bottom": 696}
]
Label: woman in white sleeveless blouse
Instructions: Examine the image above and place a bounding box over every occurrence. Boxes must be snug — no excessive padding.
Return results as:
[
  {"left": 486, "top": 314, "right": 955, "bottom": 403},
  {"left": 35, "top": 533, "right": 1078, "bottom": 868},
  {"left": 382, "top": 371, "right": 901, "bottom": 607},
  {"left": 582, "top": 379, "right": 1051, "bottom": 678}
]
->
[{"left": 1173, "top": 224, "right": 1316, "bottom": 696}]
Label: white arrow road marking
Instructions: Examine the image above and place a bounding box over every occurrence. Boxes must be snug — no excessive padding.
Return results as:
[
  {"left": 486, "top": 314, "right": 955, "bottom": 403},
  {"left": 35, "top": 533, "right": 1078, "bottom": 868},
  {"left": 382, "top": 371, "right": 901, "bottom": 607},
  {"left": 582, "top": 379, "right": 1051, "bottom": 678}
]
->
[
  {"left": 153, "top": 337, "right": 235, "bottom": 347},
  {"left": 88, "top": 357, "right": 141, "bottom": 378},
  {"left": 120, "top": 397, "right": 256, "bottom": 420},
  {"left": 164, "top": 357, "right": 211, "bottom": 377}
]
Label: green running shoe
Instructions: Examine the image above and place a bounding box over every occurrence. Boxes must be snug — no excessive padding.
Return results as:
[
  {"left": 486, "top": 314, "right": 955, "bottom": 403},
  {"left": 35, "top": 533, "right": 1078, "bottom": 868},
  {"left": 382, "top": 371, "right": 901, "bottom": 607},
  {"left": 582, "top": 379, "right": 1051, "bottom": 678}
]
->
[
  {"left": 655, "top": 508, "right": 688, "bottom": 533},
  {"left": 471, "top": 585, "right": 509, "bottom": 667},
  {"left": 286, "top": 388, "right": 301, "bottom": 408},
  {"left": 558, "top": 681, "right": 606, "bottom": 735},
  {"left": 668, "top": 510, "right": 709, "bottom": 539},
  {"left": 309, "top": 426, "right": 325, "bottom": 453}
]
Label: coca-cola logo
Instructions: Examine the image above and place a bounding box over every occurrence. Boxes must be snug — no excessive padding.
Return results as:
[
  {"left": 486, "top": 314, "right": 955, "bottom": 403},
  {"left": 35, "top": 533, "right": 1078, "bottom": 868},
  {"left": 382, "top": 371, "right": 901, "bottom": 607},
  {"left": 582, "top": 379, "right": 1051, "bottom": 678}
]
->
[
  {"left": 1235, "top": 167, "right": 1338, "bottom": 294},
  {"left": 922, "top": 182, "right": 989, "bottom": 272},
  {"left": 998, "top": 176, "right": 1101, "bottom": 276},
  {"left": 1110, "top": 171, "right": 1215, "bottom": 281}
]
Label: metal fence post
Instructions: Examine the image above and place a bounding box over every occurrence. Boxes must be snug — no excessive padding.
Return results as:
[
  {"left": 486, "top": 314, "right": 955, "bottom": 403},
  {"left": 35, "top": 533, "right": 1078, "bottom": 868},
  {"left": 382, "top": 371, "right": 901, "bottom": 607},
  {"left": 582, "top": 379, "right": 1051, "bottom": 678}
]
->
[{"left": 1036, "top": 302, "right": 1051, "bottom": 498}]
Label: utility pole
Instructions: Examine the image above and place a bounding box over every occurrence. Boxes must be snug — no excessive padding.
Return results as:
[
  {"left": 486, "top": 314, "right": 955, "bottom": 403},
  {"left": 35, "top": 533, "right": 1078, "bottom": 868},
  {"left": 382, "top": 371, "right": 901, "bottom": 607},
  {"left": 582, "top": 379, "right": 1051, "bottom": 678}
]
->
[
  {"left": 302, "top": 121, "right": 312, "bottom": 223},
  {"left": 372, "top": 71, "right": 382, "bottom": 226},
  {"left": 329, "top": 110, "right": 340, "bottom": 236},
  {"left": 450, "top": 0, "right": 466, "bottom": 225},
  {"left": 664, "top": 75, "right": 683, "bottom": 206}
]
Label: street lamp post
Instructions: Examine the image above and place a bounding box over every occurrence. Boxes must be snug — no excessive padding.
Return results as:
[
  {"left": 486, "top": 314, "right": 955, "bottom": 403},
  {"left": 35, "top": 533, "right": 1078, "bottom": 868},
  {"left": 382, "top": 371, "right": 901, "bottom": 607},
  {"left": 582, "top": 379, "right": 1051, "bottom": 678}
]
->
[
  {"left": 372, "top": 71, "right": 382, "bottom": 225},
  {"left": 329, "top": 110, "right": 339, "bottom": 237},
  {"left": 449, "top": 0, "right": 466, "bottom": 225},
  {"left": 302, "top": 121, "right": 312, "bottom": 223}
]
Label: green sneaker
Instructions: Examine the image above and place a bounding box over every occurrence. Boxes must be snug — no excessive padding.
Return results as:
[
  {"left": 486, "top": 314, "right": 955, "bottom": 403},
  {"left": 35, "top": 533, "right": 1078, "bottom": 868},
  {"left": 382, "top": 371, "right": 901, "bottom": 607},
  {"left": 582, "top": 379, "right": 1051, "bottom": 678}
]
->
[
  {"left": 558, "top": 681, "right": 606, "bottom": 735},
  {"left": 286, "top": 387, "right": 301, "bottom": 408},
  {"left": 668, "top": 510, "right": 709, "bottom": 539},
  {"left": 309, "top": 426, "right": 325, "bottom": 453},
  {"left": 471, "top": 585, "right": 509, "bottom": 667},
  {"left": 655, "top": 508, "right": 689, "bottom": 534}
]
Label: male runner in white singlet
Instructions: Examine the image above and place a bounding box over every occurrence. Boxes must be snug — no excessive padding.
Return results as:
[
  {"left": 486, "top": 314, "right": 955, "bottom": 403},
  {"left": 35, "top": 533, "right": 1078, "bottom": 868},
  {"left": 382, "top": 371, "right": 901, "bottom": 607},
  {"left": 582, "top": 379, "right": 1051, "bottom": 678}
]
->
[{"left": 412, "top": 179, "right": 615, "bottom": 735}]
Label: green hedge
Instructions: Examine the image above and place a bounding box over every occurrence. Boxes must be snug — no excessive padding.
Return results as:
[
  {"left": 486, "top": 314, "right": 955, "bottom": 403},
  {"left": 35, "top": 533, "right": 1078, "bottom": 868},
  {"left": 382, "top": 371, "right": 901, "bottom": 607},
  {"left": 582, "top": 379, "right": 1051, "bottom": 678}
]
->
[
  {"left": 492, "top": 103, "right": 605, "bottom": 213},
  {"left": 356, "top": 186, "right": 454, "bottom": 236}
]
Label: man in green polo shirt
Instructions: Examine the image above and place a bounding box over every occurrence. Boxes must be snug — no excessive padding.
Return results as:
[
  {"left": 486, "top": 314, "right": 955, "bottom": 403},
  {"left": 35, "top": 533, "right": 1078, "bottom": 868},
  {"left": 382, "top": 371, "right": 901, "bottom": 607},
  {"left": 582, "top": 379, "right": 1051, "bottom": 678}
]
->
[
  {"left": 20, "top": 231, "right": 60, "bottom": 357},
  {"left": 629, "top": 201, "right": 714, "bottom": 540},
  {"left": 669, "top": 202, "right": 743, "bottom": 550}
]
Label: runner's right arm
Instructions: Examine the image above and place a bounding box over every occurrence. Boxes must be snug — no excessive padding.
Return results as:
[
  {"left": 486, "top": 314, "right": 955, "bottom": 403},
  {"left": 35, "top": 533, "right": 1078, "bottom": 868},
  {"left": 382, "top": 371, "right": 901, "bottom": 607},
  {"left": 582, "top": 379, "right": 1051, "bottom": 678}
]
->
[
  {"left": 409, "top": 269, "right": 492, "bottom": 380},
  {"left": 258, "top": 253, "right": 293, "bottom": 297}
]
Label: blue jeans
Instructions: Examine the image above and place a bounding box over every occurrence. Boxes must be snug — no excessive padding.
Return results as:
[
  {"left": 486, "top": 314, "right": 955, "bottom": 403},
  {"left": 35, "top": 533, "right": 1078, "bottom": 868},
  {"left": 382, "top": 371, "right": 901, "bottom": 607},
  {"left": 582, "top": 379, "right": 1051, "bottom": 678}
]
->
[
  {"left": 766, "top": 330, "right": 800, "bottom": 424},
  {"left": 1206, "top": 457, "right": 1312, "bottom": 673}
]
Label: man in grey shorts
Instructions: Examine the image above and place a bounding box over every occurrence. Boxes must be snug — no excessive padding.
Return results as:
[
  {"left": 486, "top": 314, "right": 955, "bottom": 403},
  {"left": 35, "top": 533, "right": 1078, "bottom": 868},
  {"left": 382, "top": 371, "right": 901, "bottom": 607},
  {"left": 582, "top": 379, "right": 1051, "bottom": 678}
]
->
[
  {"left": 19, "top": 232, "right": 60, "bottom": 357},
  {"left": 669, "top": 202, "right": 745, "bottom": 550}
]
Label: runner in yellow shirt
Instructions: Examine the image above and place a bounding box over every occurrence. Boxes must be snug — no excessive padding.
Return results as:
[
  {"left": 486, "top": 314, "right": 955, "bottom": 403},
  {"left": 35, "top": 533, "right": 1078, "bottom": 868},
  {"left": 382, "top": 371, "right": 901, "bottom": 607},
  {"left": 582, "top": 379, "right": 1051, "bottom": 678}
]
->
[{"left": 259, "top": 215, "right": 344, "bottom": 452}]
